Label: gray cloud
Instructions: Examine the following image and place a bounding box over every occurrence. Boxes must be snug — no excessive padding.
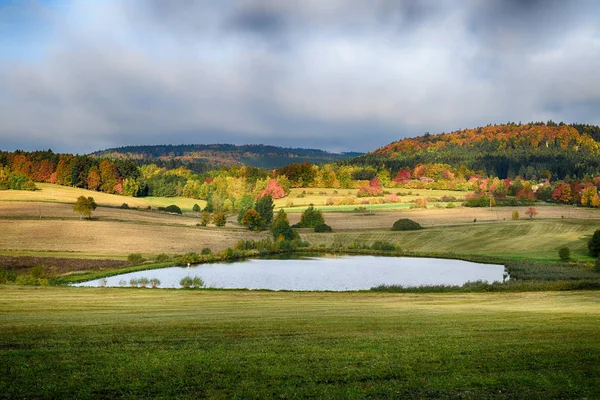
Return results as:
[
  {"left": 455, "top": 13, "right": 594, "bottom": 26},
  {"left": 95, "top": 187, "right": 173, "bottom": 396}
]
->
[{"left": 1, "top": 0, "right": 599, "bottom": 154}]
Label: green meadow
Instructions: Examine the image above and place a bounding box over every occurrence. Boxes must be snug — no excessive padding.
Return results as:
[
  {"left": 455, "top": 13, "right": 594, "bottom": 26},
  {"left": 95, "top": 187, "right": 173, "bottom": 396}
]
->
[{"left": 1, "top": 286, "right": 599, "bottom": 399}]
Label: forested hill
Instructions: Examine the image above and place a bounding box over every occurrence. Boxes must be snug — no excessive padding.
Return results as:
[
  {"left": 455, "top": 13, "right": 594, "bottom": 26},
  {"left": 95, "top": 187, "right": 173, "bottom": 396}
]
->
[
  {"left": 91, "top": 144, "right": 362, "bottom": 170},
  {"left": 348, "top": 123, "right": 600, "bottom": 179}
]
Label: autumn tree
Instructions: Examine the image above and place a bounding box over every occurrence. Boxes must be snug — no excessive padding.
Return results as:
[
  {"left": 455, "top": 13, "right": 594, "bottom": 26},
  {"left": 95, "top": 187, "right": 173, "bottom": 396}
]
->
[
  {"left": 581, "top": 186, "right": 600, "bottom": 208},
  {"left": 73, "top": 196, "right": 97, "bottom": 220},
  {"left": 552, "top": 183, "right": 572, "bottom": 204},
  {"left": 241, "top": 209, "right": 263, "bottom": 231},
  {"left": 260, "top": 178, "right": 285, "bottom": 199},
  {"left": 87, "top": 166, "right": 101, "bottom": 191},
  {"left": 524, "top": 207, "right": 538, "bottom": 220},
  {"left": 212, "top": 212, "right": 226, "bottom": 227}
]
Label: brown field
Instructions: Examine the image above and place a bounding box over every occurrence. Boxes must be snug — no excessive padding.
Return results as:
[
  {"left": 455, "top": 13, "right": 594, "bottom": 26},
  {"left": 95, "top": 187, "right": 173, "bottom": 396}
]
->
[{"left": 288, "top": 205, "right": 600, "bottom": 230}]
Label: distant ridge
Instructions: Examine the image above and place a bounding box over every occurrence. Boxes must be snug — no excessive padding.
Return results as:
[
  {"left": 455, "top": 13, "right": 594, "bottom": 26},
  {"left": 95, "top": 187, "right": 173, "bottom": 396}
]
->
[
  {"left": 347, "top": 122, "right": 600, "bottom": 179},
  {"left": 90, "top": 144, "right": 362, "bottom": 170}
]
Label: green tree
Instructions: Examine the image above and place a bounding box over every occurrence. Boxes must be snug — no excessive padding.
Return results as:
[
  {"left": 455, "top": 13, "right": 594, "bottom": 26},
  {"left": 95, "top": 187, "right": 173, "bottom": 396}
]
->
[
  {"left": 299, "top": 204, "right": 325, "bottom": 228},
  {"left": 588, "top": 229, "right": 600, "bottom": 257},
  {"left": 558, "top": 247, "right": 571, "bottom": 261},
  {"left": 72, "top": 196, "right": 97, "bottom": 220},
  {"left": 236, "top": 194, "right": 254, "bottom": 222},
  {"left": 192, "top": 203, "right": 201, "bottom": 213},
  {"left": 271, "top": 209, "right": 296, "bottom": 241},
  {"left": 255, "top": 195, "right": 274, "bottom": 227}
]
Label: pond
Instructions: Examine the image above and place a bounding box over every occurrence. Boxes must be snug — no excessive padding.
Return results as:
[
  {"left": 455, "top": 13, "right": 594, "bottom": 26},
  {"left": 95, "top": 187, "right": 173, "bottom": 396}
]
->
[{"left": 73, "top": 255, "right": 506, "bottom": 291}]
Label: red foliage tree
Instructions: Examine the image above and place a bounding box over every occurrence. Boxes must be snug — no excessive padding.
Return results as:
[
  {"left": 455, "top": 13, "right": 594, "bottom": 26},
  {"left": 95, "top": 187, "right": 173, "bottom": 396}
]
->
[
  {"left": 260, "top": 178, "right": 285, "bottom": 199},
  {"left": 393, "top": 169, "right": 411, "bottom": 183}
]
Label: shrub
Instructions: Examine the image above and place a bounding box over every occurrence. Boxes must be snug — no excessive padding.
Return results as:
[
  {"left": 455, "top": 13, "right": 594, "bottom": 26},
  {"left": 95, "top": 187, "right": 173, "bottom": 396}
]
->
[
  {"left": 191, "top": 276, "right": 204, "bottom": 288},
  {"left": 192, "top": 204, "right": 201, "bottom": 213},
  {"left": 164, "top": 205, "right": 182, "bottom": 214},
  {"left": 149, "top": 278, "right": 161, "bottom": 288},
  {"left": 129, "top": 278, "right": 139, "bottom": 287},
  {"left": 155, "top": 253, "right": 171, "bottom": 262},
  {"left": 128, "top": 253, "right": 145, "bottom": 265},
  {"left": 201, "top": 247, "right": 212, "bottom": 255},
  {"left": 120, "top": 203, "right": 129, "bottom": 209},
  {"left": 314, "top": 223, "right": 332, "bottom": 233},
  {"left": 392, "top": 218, "right": 423, "bottom": 231},
  {"left": 558, "top": 247, "right": 571, "bottom": 261},
  {"left": 589, "top": 229, "right": 600, "bottom": 257},
  {"left": 410, "top": 198, "right": 428, "bottom": 209},
  {"left": 138, "top": 277, "right": 150, "bottom": 288},
  {"left": 512, "top": 210, "right": 520, "bottom": 220},
  {"left": 21, "top": 180, "right": 37, "bottom": 191},
  {"left": 180, "top": 252, "right": 200, "bottom": 264},
  {"left": 180, "top": 276, "right": 193, "bottom": 289},
  {"left": 371, "top": 241, "right": 396, "bottom": 251},
  {"left": 200, "top": 211, "right": 211, "bottom": 226},
  {"left": 0, "top": 268, "right": 17, "bottom": 283},
  {"left": 446, "top": 202, "right": 456, "bottom": 209},
  {"left": 213, "top": 212, "right": 227, "bottom": 227}
]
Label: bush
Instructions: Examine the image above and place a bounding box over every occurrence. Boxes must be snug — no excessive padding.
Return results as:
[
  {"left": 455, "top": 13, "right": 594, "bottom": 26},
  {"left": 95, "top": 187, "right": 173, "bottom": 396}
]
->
[
  {"left": 120, "top": 203, "right": 129, "bottom": 209},
  {"left": 180, "top": 276, "right": 193, "bottom": 289},
  {"left": 446, "top": 202, "right": 456, "bottom": 209},
  {"left": 392, "top": 218, "right": 423, "bottom": 231},
  {"left": 558, "top": 247, "right": 571, "bottom": 261},
  {"left": 180, "top": 252, "right": 200, "bottom": 264},
  {"left": 588, "top": 228, "right": 600, "bottom": 257},
  {"left": 192, "top": 276, "right": 204, "bottom": 288},
  {"left": 155, "top": 253, "right": 170, "bottom": 262},
  {"left": 201, "top": 247, "right": 212, "bottom": 255},
  {"left": 314, "top": 223, "right": 332, "bottom": 233},
  {"left": 127, "top": 253, "right": 145, "bottom": 265},
  {"left": 512, "top": 210, "right": 520, "bottom": 220},
  {"left": 371, "top": 241, "right": 396, "bottom": 251},
  {"left": 192, "top": 204, "right": 201, "bottom": 213},
  {"left": 200, "top": 211, "right": 211, "bottom": 226},
  {"left": 0, "top": 268, "right": 17, "bottom": 283},
  {"left": 213, "top": 212, "right": 227, "bottom": 227},
  {"left": 164, "top": 205, "right": 182, "bottom": 214},
  {"left": 149, "top": 278, "right": 161, "bottom": 288}
]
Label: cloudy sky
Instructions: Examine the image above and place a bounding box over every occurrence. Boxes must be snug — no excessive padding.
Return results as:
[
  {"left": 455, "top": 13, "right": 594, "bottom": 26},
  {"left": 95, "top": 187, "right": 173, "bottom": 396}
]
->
[{"left": 1, "top": 0, "right": 599, "bottom": 154}]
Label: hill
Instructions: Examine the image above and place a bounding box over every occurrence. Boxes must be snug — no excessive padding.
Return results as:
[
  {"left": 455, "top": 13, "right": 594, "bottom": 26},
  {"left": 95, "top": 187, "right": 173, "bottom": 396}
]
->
[
  {"left": 91, "top": 144, "right": 362, "bottom": 170},
  {"left": 349, "top": 122, "right": 600, "bottom": 179}
]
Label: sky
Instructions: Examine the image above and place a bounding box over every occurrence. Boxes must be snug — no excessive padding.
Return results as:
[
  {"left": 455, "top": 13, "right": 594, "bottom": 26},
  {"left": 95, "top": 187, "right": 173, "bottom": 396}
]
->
[{"left": 1, "top": 0, "right": 599, "bottom": 154}]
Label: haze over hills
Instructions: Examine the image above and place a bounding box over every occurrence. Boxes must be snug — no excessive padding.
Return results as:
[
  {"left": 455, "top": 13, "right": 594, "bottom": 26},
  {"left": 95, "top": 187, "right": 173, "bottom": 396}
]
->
[
  {"left": 90, "top": 144, "right": 363, "bottom": 170},
  {"left": 348, "top": 123, "right": 600, "bottom": 180}
]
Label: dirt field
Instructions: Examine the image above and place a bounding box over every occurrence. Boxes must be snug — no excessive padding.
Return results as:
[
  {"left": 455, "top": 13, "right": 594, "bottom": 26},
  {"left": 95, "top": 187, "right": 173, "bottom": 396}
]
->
[
  {"left": 0, "top": 219, "right": 267, "bottom": 257},
  {"left": 0, "top": 255, "right": 129, "bottom": 274}
]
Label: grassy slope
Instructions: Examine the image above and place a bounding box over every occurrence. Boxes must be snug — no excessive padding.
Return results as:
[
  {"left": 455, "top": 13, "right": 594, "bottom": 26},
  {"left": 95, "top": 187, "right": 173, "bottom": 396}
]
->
[
  {"left": 1, "top": 286, "right": 599, "bottom": 398},
  {"left": 304, "top": 219, "right": 599, "bottom": 261},
  {"left": 0, "top": 183, "right": 206, "bottom": 211}
]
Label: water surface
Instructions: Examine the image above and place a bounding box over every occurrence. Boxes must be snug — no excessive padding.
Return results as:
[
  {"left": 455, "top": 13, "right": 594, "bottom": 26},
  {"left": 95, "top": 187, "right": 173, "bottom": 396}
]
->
[{"left": 74, "top": 255, "right": 505, "bottom": 291}]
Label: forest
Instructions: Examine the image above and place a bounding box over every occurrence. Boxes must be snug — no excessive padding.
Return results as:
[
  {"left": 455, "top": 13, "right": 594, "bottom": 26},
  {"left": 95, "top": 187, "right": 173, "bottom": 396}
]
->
[
  {"left": 91, "top": 143, "right": 362, "bottom": 170},
  {"left": 2, "top": 122, "right": 600, "bottom": 213}
]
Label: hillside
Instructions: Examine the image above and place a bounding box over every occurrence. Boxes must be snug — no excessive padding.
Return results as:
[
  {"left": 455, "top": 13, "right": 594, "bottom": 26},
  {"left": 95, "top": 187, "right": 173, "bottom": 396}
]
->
[
  {"left": 350, "top": 123, "right": 600, "bottom": 179},
  {"left": 91, "top": 144, "right": 362, "bottom": 170}
]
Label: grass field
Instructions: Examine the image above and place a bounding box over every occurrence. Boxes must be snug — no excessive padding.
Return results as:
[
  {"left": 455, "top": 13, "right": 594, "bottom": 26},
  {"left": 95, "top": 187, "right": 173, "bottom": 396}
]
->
[{"left": 1, "top": 286, "right": 599, "bottom": 398}]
